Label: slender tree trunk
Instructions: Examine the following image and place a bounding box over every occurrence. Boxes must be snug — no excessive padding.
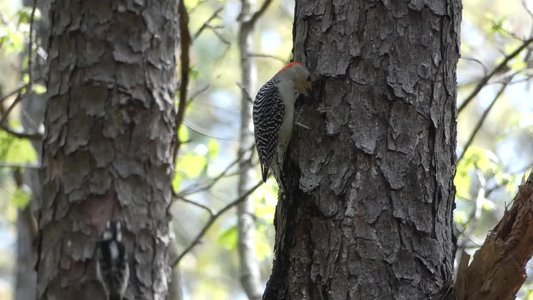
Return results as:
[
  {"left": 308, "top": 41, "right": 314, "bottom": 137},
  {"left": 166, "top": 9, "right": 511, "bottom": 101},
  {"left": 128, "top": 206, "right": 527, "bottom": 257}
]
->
[
  {"left": 265, "top": 0, "right": 461, "bottom": 299},
  {"left": 15, "top": 1, "right": 50, "bottom": 299},
  {"left": 237, "top": 0, "right": 262, "bottom": 298},
  {"left": 37, "top": 1, "right": 177, "bottom": 299}
]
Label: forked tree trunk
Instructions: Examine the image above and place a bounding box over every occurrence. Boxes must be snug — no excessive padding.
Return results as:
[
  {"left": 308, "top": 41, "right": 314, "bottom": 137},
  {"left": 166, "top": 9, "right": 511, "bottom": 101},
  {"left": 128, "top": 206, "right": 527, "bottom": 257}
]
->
[
  {"left": 265, "top": 0, "right": 461, "bottom": 299},
  {"left": 37, "top": 1, "right": 177, "bottom": 299}
]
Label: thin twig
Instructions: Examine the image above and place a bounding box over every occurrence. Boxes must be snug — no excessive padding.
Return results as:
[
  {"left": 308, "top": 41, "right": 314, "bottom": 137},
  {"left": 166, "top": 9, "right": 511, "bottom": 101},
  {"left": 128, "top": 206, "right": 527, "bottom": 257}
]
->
[
  {"left": 172, "top": 181, "right": 263, "bottom": 267},
  {"left": 458, "top": 77, "right": 512, "bottom": 163},
  {"left": 247, "top": 53, "right": 287, "bottom": 64},
  {"left": 457, "top": 38, "right": 532, "bottom": 114},
  {"left": 460, "top": 56, "right": 488, "bottom": 75},
  {"left": 28, "top": 0, "right": 38, "bottom": 92},
  {"left": 0, "top": 162, "right": 40, "bottom": 169},
  {"left": 186, "top": 84, "right": 210, "bottom": 108},
  {"left": 194, "top": 7, "right": 223, "bottom": 40},
  {"left": 0, "top": 123, "right": 42, "bottom": 140},
  {"left": 175, "top": 195, "right": 214, "bottom": 216},
  {"left": 177, "top": 143, "right": 255, "bottom": 196},
  {"left": 182, "top": 119, "right": 239, "bottom": 140},
  {"left": 0, "top": 85, "right": 27, "bottom": 104},
  {"left": 174, "top": 0, "right": 192, "bottom": 163},
  {"left": 247, "top": 0, "right": 274, "bottom": 27},
  {"left": 236, "top": 82, "right": 254, "bottom": 104},
  {"left": 524, "top": 0, "right": 533, "bottom": 19},
  {"left": 0, "top": 93, "right": 23, "bottom": 125}
]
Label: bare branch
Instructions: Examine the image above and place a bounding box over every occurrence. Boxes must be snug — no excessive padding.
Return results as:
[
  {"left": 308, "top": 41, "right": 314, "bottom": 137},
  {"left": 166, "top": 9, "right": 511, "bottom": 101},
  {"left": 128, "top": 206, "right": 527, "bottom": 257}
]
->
[
  {"left": 458, "top": 38, "right": 532, "bottom": 114},
  {"left": 0, "top": 85, "right": 27, "bottom": 104},
  {"left": 457, "top": 77, "right": 511, "bottom": 164},
  {"left": 247, "top": 53, "right": 288, "bottom": 64},
  {"left": 178, "top": 143, "right": 255, "bottom": 196},
  {"left": 174, "top": 0, "right": 192, "bottom": 162},
  {"left": 174, "top": 194, "right": 214, "bottom": 217},
  {"left": 172, "top": 181, "right": 263, "bottom": 267},
  {"left": 523, "top": 0, "right": 533, "bottom": 19},
  {"left": 0, "top": 88, "right": 42, "bottom": 140},
  {"left": 28, "top": 0, "right": 38, "bottom": 92},
  {"left": 0, "top": 123, "right": 42, "bottom": 140},
  {"left": 193, "top": 7, "right": 223, "bottom": 40},
  {"left": 0, "top": 93, "right": 23, "bottom": 125},
  {"left": 0, "top": 162, "right": 40, "bottom": 169},
  {"left": 247, "top": 0, "right": 274, "bottom": 28},
  {"left": 460, "top": 56, "right": 488, "bottom": 76},
  {"left": 455, "top": 173, "right": 533, "bottom": 299},
  {"left": 236, "top": 82, "right": 254, "bottom": 104},
  {"left": 186, "top": 84, "right": 210, "bottom": 108}
]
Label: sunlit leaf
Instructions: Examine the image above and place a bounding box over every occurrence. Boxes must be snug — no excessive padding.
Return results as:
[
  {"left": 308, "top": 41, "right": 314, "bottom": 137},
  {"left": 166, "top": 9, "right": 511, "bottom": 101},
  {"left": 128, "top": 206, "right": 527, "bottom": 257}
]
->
[
  {"left": 179, "top": 153, "right": 207, "bottom": 178},
  {"left": 0, "top": 129, "right": 37, "bottom": 164},
  {"left": 218, "top": 225, "right": 237, "bottom": 250},
  {"left": 454, "top": 210, "right": 468, "bottom": 225},
  {"left": 189, "top": 66, "right": 200, "bottom": 80},
  {"left": 207, "top": 139, "right": 220, "bottom": 160},
  {"left": 32, "top": 83, "right": 46, "bottom": 94},
  {"left": 254, "top": 228, "right": 272, "bottom": 261},
  {"left": 480, "top": 197, "right": 495, "bottom": 211},
  {"left": 172, "top": 172, "right": 183, "bottom": 191},
  {"left": 178, "top": 125, "right": 189, "bottom": 145},
  {"left": 184, "top": 0, "right": 199, "bottom": 9},
  {"left": 11, "top": 187, "right": 31, "bottom": 208}
]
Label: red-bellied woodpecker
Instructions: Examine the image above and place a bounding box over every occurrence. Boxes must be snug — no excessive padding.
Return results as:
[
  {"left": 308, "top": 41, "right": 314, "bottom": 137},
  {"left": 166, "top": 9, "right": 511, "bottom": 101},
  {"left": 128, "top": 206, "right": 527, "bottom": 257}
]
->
[{"left": 253, "top": 62, "right": 312, "bottom": 192}]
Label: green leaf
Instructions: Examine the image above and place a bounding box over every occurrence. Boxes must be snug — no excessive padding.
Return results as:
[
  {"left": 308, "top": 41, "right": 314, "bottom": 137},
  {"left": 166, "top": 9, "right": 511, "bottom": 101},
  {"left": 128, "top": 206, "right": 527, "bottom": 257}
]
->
[
  {"left": 454, "top": 209, "right": 468, "bottom": 225},
  {"left": 3, "top": 131, "right": 37, "bottom": 164},
  {"left": 218, "top": 225, "right": 237, "bottom": 250},
  {"left": 179, "top": 152, "right": 207, "bottom": 178},
  {"left": 189, "top": 66, "right": 200, "bottom": 80},
  {"left": 11, "top": 187, "right": 31, "bottom": 208},
  {"left": 172, "top": 172, "right": 183, "bottom": 192},
  {"left": 0, "top": 129, "right": 37, "bottom": 164},
  {"left": 480, "top": 197, "right": 495, "bottom": 212},
  {"left": 207, "top": 139, "right": 220, "bottom": 160},
  {"left": 184, "top": 0, "right": 199, "bottom": 9},
  {"left": 178, "top": 125, "right": 189, "bottom": 145},
  {"left": 32, "top": 83, "right": 46, "bottom": 94}
]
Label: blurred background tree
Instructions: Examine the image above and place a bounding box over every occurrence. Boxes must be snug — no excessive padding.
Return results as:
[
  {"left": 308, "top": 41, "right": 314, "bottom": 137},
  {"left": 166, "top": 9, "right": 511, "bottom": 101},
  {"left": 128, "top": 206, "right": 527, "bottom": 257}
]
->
[{"left": 0, "top": 0, "right": 531, "bottom": 299}]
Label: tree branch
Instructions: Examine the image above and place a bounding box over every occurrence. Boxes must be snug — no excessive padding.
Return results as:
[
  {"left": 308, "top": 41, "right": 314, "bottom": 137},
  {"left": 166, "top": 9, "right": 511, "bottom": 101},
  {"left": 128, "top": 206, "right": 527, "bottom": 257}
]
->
[
  {"left": 193, "top": 7, "right": 223, "bottom": 40},
  {"left": 246, "top": 0, "right": 274, "bottom": 28},
  {"left": 171, "top": 181, "right": 263, "bottom": 267},
  {"left": 0, "top": 93, "right": 23, "bottom": 125},
  {"left": 0, "top": 85, "right": 27, "bottom": 104},
  {"left": 455, "top": 173, "right": 533, "bottom": 299},
  {"left": 28, "top": 0, "right": 38, "bottom": 92},
  {"left": 457, "top": 38, "right": 532, "bottom": 114},
  {"left": 175, "top": 194, "right": 214, "bottom": 217},
  {"left": 457, "top": 77, "right": 511, "bottom": 163},
  {"left": 174, "top": 0, "right": 192, "bottom": 162},
  {"left": 0, "top": 123, "right": 42, "bottom": 140}
]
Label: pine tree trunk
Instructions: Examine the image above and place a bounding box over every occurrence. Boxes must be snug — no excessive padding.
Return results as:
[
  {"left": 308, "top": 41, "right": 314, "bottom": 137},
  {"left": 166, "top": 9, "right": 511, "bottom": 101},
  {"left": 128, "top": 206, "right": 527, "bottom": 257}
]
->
[
  {"left": 37, "top": 1, "right": 177, "bottom": 299},
  {"left": 265, "top": 0, "right": 461, "bottom": 299}
]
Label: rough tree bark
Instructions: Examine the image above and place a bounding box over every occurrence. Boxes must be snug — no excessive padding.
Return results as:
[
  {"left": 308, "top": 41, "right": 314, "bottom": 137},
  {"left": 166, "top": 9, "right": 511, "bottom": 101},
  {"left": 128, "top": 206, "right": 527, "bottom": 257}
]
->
[
  {"left": 264, "top": 0, "right": 461, "bottom": 299},
  {"left": 455, "top": 173, "right": 533, "bottom": 300},
  {"left": 37, "top": 1, "right": 177, "bottom": 299}
]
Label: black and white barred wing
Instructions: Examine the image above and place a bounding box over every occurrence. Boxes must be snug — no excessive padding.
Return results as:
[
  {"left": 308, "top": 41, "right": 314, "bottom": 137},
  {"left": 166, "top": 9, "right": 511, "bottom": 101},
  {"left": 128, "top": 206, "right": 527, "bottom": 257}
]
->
[{"left": 253, "top": 79, "right": 284, "bottom": 182}]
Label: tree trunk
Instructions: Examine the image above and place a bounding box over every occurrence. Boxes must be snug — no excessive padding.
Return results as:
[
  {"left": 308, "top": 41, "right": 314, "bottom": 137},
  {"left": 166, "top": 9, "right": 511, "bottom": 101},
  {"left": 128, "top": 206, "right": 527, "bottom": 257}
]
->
[
  {"left": 16, "top": 1, "right": 50, "bottom": 299},
  {"left": 265, "top": 0, "right": 461, "bottom": 299},
  {"left": 237, "top": 0, "right": 263, "bottom": 298},
  {"left": 37, "top": 1, "right": 177, "bottom": 299}
]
